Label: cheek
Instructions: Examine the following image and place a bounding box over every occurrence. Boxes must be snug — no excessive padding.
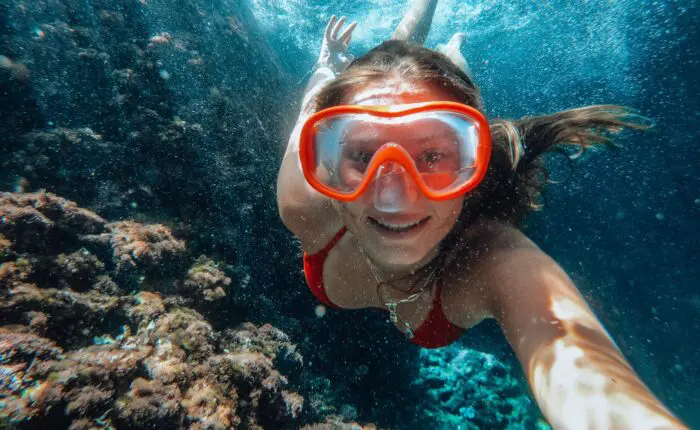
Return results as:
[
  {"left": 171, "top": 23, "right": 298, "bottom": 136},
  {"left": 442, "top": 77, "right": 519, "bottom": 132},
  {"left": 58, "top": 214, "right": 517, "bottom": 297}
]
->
[
  {"left": 332, "top": 200, "right": 367, "bottom": 223},
  {"left": 435, "top": 198, "right": 465, "bottom": 220}
]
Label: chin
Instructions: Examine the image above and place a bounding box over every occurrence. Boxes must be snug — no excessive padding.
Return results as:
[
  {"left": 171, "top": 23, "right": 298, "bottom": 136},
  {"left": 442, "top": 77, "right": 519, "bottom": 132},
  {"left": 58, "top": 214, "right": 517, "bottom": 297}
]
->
[
  {"left": 336, "top": 201, "right": 453, "bottom": 269},
  {"left": 360, "top": 222, "right": 440, "bottom": 270}
]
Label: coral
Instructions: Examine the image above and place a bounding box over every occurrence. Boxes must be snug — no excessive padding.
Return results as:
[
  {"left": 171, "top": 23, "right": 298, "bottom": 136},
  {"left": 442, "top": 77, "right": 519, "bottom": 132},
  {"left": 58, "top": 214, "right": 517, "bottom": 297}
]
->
[
  {"left": 126, "top": 291, "right": 166, "bottom": 325},
  {"left": 0, "top": 192, "right": 331, "bottom": 429},
  {"left": 65, "top": 386, "right": 114, "bottom": 416},
  {"left": 51, "top": 248, "right": 107, "bottom": 291},
  {"left": 0, "top": 257, "right": 32, "bottom": 287},
  {"left": 0, "top": 234, "right": 12, "bottom": 260},
  {"left": 182, "top": 378, "right": 239, "bottom": 430},
  {"left": 0, "top": 327, "right": 63, "bottom": 363},
  {"left": 23, "top": 311, "right": 49, "bottom": 334},
  {"left": 150, "top": 308, "right": 214, "bottom": 361},
  {"left": 115, "top": 378, "right": 184, "bottom": 429},
  {"left": 104, "top": 221, "right": 186, "bottom": 271},
  {"left": 0, "top": 280, "right": 123, "bottom": 344},
  {"left": 220, "top": 322, "right": 304, "bottom": 371},
  {"left": 0, "top": 191, "right": 105, "bottom": 253},
  {"left": 81, "top": 221, "right": 187, "bottom": 290},
  {"left": 142, "top": 336, "right": 190, "bottom": 387},
  {"left": 412, "top": 345, "right": 550, "bottom": 429},
  {"left": 182, "top": 255, "right": 230, "bottom": 302}
]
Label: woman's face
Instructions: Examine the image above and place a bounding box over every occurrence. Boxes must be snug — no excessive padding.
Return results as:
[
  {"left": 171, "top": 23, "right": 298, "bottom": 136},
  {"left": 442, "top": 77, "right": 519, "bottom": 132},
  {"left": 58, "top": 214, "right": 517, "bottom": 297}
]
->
[{"left": 332, "top": 79, "right": 466, "bottom": 272}]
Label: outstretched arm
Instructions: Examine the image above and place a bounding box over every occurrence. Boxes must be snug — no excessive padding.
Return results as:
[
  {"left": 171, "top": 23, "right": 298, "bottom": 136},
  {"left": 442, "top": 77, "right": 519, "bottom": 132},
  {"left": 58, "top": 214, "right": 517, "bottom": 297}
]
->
[{"left": 487, "top": 243, "right": 686, "bottom": 429}]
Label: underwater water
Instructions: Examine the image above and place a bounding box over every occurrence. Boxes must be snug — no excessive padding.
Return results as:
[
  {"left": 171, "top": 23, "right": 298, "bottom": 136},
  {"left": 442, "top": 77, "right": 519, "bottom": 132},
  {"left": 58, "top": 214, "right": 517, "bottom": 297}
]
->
[{"left": 1, "top": 0, "right": 698, "bottom": 428}]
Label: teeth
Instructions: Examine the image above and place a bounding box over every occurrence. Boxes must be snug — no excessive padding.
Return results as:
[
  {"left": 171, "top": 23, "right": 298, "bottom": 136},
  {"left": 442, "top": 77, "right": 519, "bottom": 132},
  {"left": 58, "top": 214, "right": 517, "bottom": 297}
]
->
[{"left": 373, "top": 218, "right": 425, "bottom": 232}]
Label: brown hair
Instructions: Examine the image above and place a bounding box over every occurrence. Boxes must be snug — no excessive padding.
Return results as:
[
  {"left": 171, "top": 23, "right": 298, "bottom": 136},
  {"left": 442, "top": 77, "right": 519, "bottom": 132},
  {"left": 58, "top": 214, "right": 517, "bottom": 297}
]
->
[{"left": 313, "top": 40, "right": 646, "bottom": 229}]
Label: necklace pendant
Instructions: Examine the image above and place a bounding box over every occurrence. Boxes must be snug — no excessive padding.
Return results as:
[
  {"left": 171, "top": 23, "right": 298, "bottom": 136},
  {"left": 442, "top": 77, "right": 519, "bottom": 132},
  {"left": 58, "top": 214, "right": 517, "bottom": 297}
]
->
[
  {"left": 405, "top": 324, "right": 414, "bottom": 339},
  {"left": 386, "top": 302, "right": 398, "bottom": 323}
]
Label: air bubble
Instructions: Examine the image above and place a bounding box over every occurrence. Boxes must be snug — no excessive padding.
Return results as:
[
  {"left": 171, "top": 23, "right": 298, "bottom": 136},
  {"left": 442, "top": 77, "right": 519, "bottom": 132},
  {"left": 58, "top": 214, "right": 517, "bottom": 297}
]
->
[{"left": 315, "top": 304, "right": 326, "bottom": 318}]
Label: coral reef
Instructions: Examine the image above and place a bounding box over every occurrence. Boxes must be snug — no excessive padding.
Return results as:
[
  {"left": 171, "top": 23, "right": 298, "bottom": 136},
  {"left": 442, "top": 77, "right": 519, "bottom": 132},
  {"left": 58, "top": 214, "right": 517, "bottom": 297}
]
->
[
  {"left": 0, "top": 192, "right": 380, "bottom": 429},
  {"left": 0, "top": 0, "right": 305, "bottom": 385},
  {"left": 84, "top": 220, "right": 188, "bottom": 289},
  {"left": 412, "top": 345, "right": 550, "bottom": 429}
]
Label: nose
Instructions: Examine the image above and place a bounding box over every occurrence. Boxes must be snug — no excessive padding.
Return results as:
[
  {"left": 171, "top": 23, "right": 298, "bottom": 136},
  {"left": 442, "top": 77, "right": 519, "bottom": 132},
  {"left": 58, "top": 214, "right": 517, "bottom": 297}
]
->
[{"left": 372, "top": 161, "right": 419, "bottom": 213}]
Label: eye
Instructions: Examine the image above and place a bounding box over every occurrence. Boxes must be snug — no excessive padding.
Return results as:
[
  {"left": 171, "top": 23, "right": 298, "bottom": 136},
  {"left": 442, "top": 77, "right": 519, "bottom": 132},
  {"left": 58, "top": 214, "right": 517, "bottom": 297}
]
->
[
  {"left": 419, "top": 150, "right": 444, "bottom": 168},
  {"left": 346, "top": 148, "right": 374, "bottom": 166}
]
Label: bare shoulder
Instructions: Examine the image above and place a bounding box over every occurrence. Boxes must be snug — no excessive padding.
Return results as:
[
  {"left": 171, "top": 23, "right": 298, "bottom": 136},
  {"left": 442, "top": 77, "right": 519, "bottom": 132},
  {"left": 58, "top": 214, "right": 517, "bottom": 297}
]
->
[
  {"left": 440, "top": 218, "right": 543, "bottom": 327},
  {"left": 472, "top": 218, "right": 539, "bottom": 252}
]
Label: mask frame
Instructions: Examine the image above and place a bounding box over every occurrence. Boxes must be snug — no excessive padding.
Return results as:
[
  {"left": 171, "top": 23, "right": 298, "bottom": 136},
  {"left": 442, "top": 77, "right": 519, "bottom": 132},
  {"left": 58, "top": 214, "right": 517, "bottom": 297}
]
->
[{"left": 299, "top": 101, "right": 492, "bottom": 202}]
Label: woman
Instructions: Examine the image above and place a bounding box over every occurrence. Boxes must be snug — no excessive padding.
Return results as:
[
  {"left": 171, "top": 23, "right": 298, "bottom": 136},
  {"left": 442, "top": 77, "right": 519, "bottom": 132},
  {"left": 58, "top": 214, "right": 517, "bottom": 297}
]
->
[{"left": 277, "top": 1, "right": 687, "bottom": 428}]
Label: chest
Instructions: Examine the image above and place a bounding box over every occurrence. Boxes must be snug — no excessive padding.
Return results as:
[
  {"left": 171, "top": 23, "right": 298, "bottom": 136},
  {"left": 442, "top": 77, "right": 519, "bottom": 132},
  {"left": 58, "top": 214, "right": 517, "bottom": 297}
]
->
[{"left": 318, "top": 234, "right": 489, "bottom": 333}]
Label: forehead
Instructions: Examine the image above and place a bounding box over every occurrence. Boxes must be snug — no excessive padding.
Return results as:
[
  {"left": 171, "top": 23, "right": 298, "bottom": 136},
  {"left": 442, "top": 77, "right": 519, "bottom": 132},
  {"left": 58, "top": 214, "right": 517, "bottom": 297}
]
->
[{"left": 348, "top": 79, "right": 456, "bottom": 106}]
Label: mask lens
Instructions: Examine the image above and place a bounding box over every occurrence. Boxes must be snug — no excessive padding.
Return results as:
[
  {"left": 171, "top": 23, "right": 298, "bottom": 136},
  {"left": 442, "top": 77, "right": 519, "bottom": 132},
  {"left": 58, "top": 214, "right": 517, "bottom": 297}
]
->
[
  {"left": 310, "top": 109, "right": 483, "bottom": 197},
  {"left": 411, "top": 112, "right": 480, "bottom": 193},
  {"left": 313, "top": 115, "right": 374, "bottom": 194}
]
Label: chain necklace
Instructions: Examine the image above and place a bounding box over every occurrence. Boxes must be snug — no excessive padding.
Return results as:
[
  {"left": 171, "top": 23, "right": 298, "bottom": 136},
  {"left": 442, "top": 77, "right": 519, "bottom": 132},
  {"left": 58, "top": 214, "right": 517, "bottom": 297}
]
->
[{"left": 356, "top": 242, "right": 442, "bottom": 340}]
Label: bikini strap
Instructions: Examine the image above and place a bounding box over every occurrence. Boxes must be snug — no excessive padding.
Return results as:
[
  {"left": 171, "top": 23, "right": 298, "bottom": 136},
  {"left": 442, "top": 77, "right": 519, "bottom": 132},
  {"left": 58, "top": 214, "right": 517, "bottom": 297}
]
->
[{"left": 314, "top": 226, "right": 347, "bottom": 257}]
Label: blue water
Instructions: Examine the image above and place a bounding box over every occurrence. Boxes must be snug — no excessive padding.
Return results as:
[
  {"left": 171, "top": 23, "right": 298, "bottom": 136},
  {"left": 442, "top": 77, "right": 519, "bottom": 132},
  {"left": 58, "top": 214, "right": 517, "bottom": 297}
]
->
[{"left": 248, "top": 0, "right": 700, "bottom": 425}]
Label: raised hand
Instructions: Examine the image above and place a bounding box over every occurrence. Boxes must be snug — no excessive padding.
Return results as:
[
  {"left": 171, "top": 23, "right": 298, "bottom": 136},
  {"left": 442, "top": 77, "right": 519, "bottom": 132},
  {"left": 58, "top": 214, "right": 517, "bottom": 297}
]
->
[{"left": 317, "top": 15, "right": 357, "bottom": 74}]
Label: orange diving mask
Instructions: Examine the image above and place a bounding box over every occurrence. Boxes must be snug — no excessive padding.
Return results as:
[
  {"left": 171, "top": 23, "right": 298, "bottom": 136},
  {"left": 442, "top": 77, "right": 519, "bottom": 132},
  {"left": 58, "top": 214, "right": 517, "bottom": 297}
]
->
[{"left": 299, "top": 101, "right": 492, "bottom": 212}]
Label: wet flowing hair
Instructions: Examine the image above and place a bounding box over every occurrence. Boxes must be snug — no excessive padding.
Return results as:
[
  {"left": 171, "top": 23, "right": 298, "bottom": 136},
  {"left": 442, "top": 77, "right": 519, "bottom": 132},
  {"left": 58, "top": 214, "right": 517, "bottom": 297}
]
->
[{"left": 313, "top": 40, "right": 645, "bottom": 240}]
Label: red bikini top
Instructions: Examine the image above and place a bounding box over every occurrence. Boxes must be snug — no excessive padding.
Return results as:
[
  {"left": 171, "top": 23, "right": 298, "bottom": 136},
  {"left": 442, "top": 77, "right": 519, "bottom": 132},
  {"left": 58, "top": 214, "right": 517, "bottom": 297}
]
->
[{"left": 302, "top": 227, "right": 465, "bottom": 349}]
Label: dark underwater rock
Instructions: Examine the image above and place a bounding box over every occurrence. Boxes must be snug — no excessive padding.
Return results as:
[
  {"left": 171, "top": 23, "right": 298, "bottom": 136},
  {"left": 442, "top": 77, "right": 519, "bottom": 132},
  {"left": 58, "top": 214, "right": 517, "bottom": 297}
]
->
[
  {"left": 0, "top": 191, "right": 106, "bottom": 253},
  {"left": 0, "top": 0, "right": 306, "bottom": 369}
]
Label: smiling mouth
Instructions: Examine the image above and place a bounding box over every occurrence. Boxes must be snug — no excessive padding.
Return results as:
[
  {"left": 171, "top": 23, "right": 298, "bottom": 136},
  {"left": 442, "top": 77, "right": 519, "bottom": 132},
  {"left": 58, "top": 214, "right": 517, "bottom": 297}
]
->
[{"left": 368, "top": 216, "right": 430, "bottom": 233}]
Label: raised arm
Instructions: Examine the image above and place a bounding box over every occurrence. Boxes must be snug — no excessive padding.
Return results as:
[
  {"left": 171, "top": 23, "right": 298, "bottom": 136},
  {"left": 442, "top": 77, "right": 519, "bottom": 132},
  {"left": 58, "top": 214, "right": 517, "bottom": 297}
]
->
[
  {"left": 277, "top": 16, "right": 355, "bottom": 245},
  {"left": 391, "top": 0, "right": 438, "bottom": 45},
  {"left": 285, "top": 15, "right": 356, "bottom": 157},
  {"left": 485, "top": 240, "right": 686, "bottom": 429}
]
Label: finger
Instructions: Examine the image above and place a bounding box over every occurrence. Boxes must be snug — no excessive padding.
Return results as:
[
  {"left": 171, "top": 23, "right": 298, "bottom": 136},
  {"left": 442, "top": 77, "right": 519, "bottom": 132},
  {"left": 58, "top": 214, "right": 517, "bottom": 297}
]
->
[
  {"left": 325, "top": 15, "right": 337, "bottom": 40},
  {"left": 341, "top": 31, "right": 353, "bottom": 49},
  {"left": 338, "top": 21, "right": 357, "bottom": 45},
  {"left": 332, "top": 16, "right": 346, "bottom": 40}
]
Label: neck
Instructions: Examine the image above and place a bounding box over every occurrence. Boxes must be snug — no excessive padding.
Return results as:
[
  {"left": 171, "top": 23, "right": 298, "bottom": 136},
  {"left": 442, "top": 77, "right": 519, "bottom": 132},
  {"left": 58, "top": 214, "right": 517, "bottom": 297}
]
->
[{"left": 370, "top": 244, "right": 441, "bottom": 282}]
